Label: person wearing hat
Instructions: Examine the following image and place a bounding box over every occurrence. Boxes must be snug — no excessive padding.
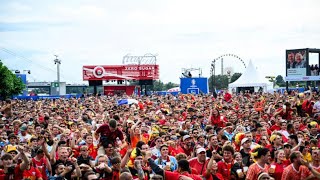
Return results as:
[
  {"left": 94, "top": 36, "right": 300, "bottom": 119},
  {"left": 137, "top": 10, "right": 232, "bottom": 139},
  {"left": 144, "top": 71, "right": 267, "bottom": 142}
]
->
[
  {"left": 8, "top": 133, "right": 17, "bottom": 145},
  {"left": 188, "top": 147, "right": 209, "bottom": 175},
  {"left": 176, "top": 135, "right": 193, "bottom": 157},
  {"left": 270, "top": 134, "right": 283, "bottom": 151},
  {"left": 4, "top": 144, "right": 18, "bottom": 157},
  {"left": 308, "top": 121, "right": 320, "bottom": 140},
  {"left": 240, "top": 138, "right": 252, "bottom": 167},
  {"left": 0, "top": 146, "right": 30, "bottom": 179},
  {"left": 18, "top": 124, "right": 32, "bottom": 143}
]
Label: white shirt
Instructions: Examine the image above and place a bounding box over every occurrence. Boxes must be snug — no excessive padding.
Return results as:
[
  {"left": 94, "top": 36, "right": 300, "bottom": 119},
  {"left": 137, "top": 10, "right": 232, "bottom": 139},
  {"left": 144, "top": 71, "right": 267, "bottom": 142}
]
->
[
  {"left": 313, "top": 101, "right": 320, "bottom": 112},
  {"left": 18, "top": 133, "right": 32, "bottom": 143},
  {"left": 279, "top": 130, "right": 290, "bottom": 139}
]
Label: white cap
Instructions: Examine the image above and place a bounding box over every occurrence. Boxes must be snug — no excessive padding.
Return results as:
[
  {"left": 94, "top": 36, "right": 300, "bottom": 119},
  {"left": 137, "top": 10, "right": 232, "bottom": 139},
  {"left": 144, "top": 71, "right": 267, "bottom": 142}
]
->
[
  {"left": 196, "top": 147, "right": 206, "bottom": 154},
  {"left": 241, "top": 138, "right": 250, "bottom": 145},
  {"left": 183, "top": 135, "right": 191, "bottom": 141}
]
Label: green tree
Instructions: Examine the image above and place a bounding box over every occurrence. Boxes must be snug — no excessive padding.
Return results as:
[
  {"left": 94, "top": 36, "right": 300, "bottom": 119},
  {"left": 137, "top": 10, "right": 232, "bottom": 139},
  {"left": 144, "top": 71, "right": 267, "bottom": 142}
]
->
[
  {"left": 230, "top": 73, "right": 242, "bottom": 83},
  {"left": 209, "top": 75, "right": 229, "bottom": 91},
  {"left": 275, "top": 75, "right": 286, "bottom": 87},
  {"left": 164, "top": 82, "right": 178, "bottom": 90},
  {"left": 0, "top": 61, "right": 25, "bottom": 98},
  {"left": 153, "top": 80, "right": 165, "bottom": 91}
]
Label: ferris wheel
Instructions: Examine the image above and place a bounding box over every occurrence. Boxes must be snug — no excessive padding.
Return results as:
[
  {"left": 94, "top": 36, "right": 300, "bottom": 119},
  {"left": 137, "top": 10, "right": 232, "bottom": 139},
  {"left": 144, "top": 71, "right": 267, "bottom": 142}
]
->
[{"left": 210, "top": 53, "right": 247, "bottom": 91}]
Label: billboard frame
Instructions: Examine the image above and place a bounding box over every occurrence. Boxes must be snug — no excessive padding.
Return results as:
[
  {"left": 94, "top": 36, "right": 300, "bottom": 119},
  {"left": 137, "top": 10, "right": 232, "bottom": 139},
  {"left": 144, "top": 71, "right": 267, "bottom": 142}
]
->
[{"left": 285, "top": 48, "right": 320, "bottom": 90}]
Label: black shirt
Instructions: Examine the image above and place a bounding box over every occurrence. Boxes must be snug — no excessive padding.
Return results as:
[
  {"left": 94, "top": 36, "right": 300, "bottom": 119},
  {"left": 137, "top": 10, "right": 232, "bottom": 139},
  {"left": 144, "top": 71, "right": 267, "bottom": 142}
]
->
[
  {"left": 52, "top": 159, "right": 75, "bottom": 180},
  {"left": 77, "top": 155, "right": 93, "bottom": 166}
]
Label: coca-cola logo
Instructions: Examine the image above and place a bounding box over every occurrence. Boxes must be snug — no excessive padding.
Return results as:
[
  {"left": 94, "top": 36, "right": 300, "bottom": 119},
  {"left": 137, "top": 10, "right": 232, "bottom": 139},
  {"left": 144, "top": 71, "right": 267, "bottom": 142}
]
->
[{"left": 93, "top": 66, "right": 105, "bottom": 78}]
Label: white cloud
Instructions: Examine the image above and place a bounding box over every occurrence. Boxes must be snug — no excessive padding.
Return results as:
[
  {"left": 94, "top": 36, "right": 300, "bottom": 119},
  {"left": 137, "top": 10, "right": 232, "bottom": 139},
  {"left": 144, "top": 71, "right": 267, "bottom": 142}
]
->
[{"left": 0, "top": 0, "right": 320, "bottom": 84}]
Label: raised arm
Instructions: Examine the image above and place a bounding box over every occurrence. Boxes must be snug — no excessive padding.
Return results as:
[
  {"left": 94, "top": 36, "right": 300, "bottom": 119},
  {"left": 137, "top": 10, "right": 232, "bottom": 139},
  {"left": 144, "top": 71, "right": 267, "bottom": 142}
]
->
[
  {"left": 18, "top": 146, "right": 30, "bottom": 171},
  {"left": 120, "top": 145, "right": 133, "bottom": 168}
]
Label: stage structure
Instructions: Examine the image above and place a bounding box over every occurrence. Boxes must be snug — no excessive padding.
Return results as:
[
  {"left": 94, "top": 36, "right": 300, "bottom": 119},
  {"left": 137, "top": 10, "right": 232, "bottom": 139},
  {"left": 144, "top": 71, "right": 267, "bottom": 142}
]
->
[
  {"left": 180, "top": 68, "right": 209, "bottom": 94},
  {"left": 82, "top": 54, "right": 159, "bottom": 95}
]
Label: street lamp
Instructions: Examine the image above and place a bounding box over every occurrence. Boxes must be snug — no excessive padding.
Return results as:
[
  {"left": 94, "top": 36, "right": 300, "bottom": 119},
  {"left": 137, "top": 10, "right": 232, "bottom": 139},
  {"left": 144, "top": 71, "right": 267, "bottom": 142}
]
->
[{"left": 54, "top": 55, "right": 61, "bottom": 95}]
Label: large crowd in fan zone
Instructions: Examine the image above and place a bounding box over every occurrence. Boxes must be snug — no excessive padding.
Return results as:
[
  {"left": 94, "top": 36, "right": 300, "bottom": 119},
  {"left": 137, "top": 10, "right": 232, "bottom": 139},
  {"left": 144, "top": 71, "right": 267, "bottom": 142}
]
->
[{"left": 1, "top": 90, "right": 320, "bottom": 180}]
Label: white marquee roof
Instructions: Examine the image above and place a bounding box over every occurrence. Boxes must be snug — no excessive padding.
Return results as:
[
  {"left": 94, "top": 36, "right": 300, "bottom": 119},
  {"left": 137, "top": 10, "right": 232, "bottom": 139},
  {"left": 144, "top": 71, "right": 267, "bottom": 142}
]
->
[{"left": 229, "top": 60, "right": 272, "bottom": 88}]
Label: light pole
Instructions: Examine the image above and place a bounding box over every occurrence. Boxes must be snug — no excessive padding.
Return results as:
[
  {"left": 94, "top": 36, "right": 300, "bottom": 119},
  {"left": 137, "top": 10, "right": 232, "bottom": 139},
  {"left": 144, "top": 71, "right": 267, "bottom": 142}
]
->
[
  {"left": 54, "top": 55, "right": 61, "bottom": 95},
  {"left": 23, "top": 70, "right": 30, "bottom": 95}
]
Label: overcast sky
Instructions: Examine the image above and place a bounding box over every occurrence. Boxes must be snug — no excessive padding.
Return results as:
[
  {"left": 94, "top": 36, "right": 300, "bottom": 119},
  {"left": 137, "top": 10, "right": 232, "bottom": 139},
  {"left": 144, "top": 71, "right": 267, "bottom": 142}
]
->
[{"left": 1, "top": 0, "right": 320, "bottom": 84}]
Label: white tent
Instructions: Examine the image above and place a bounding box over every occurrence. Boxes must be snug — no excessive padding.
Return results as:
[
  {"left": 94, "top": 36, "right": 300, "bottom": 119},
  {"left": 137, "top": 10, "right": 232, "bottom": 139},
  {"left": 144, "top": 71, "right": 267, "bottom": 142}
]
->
[
  {"left": 228, "top": 60, "right": 273, "bottom": 92},
  {"left": 167, "top": 87, "right": 180, "bottom": 92}
]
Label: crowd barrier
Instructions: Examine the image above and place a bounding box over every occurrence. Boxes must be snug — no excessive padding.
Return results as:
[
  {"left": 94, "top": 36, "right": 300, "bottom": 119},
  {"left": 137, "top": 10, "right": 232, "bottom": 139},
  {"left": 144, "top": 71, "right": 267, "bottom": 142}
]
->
[{"left": 12, "top": 94, "right": 82, "bottom": 100}]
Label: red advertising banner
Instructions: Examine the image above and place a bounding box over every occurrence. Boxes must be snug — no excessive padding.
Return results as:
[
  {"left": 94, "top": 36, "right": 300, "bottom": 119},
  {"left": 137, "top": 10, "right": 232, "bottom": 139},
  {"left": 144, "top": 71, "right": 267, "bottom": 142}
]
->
[{"left": 83, "top": 65, "right": 159, "bottom": 80}]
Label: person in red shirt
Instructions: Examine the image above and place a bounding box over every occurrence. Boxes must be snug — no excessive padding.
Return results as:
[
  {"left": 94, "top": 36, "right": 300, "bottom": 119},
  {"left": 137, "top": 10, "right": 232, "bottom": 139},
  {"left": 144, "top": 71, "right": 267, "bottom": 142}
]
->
[
  {"left": 188, "top": 147, "right": 210, "bottom": 175},
  {"left": 270, "top": 115, "right": 282, "bottom": 132},
  {"left": 32, "top": 149, "right": 51, "bottom": 180},
  {"left": 0, "top": 146, "right": 32, "bottom": 180},
  {"left": 209, "top": 108, "right": 226, "bottom": 128},
  {"left": 269, "top": 149, "right": 290, "bottom": 180},
  {"left": 15, "top": 150, "right": 43, "bottom": 180},
  {"left": 274, "top": 102, "right": 293, "bottom": 120},
  {"left": 176, "top": 135, "right": 194, "bottom": 157},
  {"left": 95, "top": 119, "right": 126, "bottom": 155},
  {"left": 217, "top": 145, "right": 235, "bottom": 180},
  {"left": 204, "top": 153, "right": 224, "bottom": 180},
  {"left": 224, "top": 91, "right": 232, "bottom": 103}
]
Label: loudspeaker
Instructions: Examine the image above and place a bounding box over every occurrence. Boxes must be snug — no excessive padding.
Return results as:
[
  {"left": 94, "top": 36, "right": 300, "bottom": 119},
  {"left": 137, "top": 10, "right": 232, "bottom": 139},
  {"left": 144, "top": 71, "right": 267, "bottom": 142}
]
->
[
  {"left": 89, "top": 80, "right": 102, "bottom": 86},
  {"left": 139, "top": 80, "right": 153, "bottom": 85}
]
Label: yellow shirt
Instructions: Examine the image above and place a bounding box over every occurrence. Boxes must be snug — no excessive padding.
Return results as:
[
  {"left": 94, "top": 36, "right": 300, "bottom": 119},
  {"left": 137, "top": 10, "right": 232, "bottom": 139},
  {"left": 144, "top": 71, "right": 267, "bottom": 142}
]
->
[{"left": 303, "top": 152, "right": 312, "bottom": 162}]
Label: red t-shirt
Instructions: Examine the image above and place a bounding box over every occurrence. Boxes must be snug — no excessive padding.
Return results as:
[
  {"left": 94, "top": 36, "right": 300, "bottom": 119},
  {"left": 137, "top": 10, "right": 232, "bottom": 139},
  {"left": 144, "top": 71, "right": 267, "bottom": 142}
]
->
[
  {"left": 188, "top": 158, "right": 209, "bottom": 175},
  {"left": 217, "top": 160, "right": 234, "bottom": 180},
  {"left": 32, "top": 157, "right": 48, "bottom": 180},
  {"left": 224, "top": 93, "right": 232, "bottom": 102},
  {"left": 14, "top": 164, "right": 42, "bottom": 180},
  {"left": 95, "top": 124, "right": 124, "bottom": 144},
  {"left": 210, "top": 115, "right": 227, "bottom": 128},
  {"left": 270, "top": 160, "right": 290, "bottom": 180},
  {"left": 168, "top": 146, "right": 179, "bottom": 157},
  {"left": 165, "top": 171, "right": 202, "bottom": 180},
  {"left": 176, "top": 146, "right": 193, "bottom": 157},
  {"left": 203, "top": 172, "right": 224, "bottom": 180},
  {"left": 270, "top": 124, "right": 281, "bottom": 132}
]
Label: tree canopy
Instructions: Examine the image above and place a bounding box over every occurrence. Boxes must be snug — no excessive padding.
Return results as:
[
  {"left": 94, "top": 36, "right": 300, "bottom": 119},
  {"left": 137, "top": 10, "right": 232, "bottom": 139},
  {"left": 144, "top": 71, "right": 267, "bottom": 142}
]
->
[
  {"left": 0, "top": 61, "right": 25, "bottom": 98},
  {"left": 275, "top": 75, "right": 286, "bottom": 87},
  {"left": 209, "top": 73, "right": 242, "bottom": 91}
]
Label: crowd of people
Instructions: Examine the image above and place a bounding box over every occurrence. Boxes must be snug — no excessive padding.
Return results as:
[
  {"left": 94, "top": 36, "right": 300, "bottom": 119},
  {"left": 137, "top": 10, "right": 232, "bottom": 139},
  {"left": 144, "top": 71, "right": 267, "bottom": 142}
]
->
[{"left": 0, "top": 90, "right": 320, "bottom": 180}]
